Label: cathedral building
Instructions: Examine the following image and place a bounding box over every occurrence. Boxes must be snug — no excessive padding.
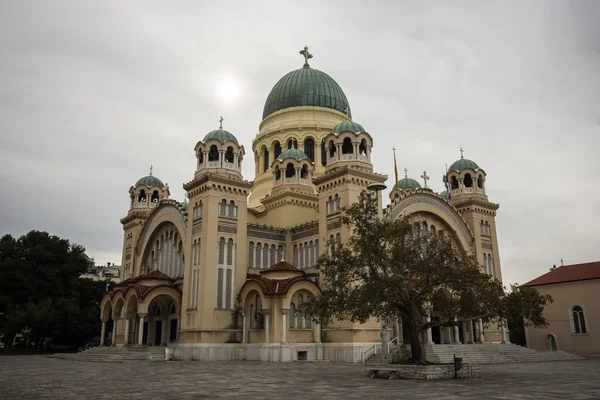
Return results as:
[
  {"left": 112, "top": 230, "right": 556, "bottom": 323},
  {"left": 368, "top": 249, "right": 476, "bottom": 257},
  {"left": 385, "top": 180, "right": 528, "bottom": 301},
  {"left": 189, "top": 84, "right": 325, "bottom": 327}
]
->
[{"left": 100, "top": 48, "right": 504, "bottom": 362}]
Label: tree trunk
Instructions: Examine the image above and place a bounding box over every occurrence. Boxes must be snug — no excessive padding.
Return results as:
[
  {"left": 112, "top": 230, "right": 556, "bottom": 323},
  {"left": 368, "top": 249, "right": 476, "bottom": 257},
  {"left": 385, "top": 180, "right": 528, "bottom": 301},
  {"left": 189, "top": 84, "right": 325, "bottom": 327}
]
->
[{"left": 406, "top": 306, "right": 427, "bottom": 363}]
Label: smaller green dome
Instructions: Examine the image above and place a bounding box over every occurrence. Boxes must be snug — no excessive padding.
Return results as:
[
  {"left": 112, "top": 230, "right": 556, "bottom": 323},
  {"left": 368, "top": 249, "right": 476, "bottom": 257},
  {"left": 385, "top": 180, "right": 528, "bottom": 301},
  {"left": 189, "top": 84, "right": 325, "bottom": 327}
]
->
[
  {"left": 394, "top": 177, "right": 421, "bottom": 190},
  {"left": 180, "top": 201, "right": 189, "bottom": 211},
  {"left": 277, "top": 148, "right": 310, "bottom": 161},
  {"left": 332, "top": 120, "right": 365, "bottom": 134},
  {"left": 202, "top": 129, "right": 238, "bottom": 145},
  {"left": 135, "top": 175, "right": 165, "bottom": 188},
  {"left": 448, "top": 158, "right": 480, "bottom": 172}
]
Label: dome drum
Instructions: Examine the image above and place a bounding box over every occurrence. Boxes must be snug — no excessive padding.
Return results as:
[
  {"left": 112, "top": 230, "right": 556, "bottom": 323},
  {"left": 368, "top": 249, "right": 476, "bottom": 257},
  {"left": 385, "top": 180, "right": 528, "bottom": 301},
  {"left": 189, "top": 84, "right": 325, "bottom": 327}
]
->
[
  {"left": 195, "top": 129, "right": 245, "bottom": 178},
  {"left": 129, "top": 170, "right": 170, "bottom": 211},
  {"left": 271, "top": 148, "right": 314, "bottom": 189},
  {"left": 323, "top": 122, "right": 373, "bottom": 168}
]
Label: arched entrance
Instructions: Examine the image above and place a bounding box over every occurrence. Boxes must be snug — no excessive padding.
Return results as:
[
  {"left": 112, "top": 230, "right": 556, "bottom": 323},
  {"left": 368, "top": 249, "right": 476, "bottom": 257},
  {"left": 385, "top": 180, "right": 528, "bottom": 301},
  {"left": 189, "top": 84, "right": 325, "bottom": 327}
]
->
[
  {"left": 147, "top": 295, "right": 180, "bottom": 346},
  {"left": 546, "top": 334, "right": 558, "bottom": 351}
]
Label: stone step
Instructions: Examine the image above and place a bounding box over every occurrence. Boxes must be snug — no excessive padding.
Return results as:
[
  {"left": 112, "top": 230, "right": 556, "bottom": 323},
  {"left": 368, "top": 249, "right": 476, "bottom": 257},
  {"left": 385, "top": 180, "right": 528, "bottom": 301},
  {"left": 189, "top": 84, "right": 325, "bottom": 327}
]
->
[{"left": 49, "top": 346, "right": 165, "bottom": 363}]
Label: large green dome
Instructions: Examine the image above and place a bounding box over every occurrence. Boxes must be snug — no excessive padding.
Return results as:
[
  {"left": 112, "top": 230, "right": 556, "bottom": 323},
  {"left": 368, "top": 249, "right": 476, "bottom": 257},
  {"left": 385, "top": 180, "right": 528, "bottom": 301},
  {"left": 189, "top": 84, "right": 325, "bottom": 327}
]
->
[
  {"left": 277, "top": 148, "right": 310, "bottom": 161},
  {"left": 332, "top": 120, "right": 365, "bottom": 134},
  {"left": 394, "top": 177, "right": 421, "bottom": 191},
  {"left": 202, "top": 129, "right": 238, "bottom": 145},
  {"left": 448, "top": 158, "right": 480, "bottom": 172},
  {"left": 262, "top": 67, "right": 351, "bottom": 120},
  {"left": 135, "top": 175, "right": 164, "bottom": 188}
]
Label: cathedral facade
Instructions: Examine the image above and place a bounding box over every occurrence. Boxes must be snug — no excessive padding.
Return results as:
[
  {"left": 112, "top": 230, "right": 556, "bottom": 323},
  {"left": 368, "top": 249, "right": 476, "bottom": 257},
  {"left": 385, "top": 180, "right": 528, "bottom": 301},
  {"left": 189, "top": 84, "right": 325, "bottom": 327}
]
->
[{"left": 100, "top": 49, "right": 504, "bottom": 362}]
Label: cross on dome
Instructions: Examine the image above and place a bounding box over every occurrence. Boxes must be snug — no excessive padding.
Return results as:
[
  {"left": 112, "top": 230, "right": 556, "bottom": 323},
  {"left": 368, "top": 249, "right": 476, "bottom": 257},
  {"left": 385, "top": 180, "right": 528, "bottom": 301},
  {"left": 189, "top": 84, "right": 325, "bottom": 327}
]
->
[
  {"left": 149, "top": 165, "right": 153, "bottom": 176},
  {"left": 300, "top": 46, "right": 313, "bottom": 68},
  {"left": 404, "top": 167, "right": 408, "bottom": 178},
  {"left": 421, "top": 170, "right": 430, "bottom": 188},
  {"left": 460, "top": 147, "right": 464, "bottom": 159},
  {"left": 219, "top": 116, "right": 223, "bottom": 130},
  {"left": 343, "top": 107, "right": 350, "bottom": 117}
]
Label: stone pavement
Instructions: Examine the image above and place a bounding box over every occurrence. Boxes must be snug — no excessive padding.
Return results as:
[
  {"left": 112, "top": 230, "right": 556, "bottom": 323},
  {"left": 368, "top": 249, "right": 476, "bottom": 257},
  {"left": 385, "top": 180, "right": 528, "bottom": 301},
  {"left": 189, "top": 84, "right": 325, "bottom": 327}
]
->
[{"left": 0, "top": 356, "right": 599, "bottom": 399}]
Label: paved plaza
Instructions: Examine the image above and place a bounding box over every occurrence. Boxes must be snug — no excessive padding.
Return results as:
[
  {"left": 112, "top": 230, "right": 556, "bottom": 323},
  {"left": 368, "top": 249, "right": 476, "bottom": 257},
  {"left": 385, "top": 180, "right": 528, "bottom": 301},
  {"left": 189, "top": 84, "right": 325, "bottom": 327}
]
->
[{"left": 1, "top": 356, "right": 599, "bottom": 399}]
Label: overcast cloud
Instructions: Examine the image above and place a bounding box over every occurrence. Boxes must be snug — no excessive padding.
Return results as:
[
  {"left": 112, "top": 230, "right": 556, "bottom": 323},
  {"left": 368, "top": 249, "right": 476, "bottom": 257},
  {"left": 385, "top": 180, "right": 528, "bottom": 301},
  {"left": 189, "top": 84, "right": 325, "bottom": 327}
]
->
[{"left": 1, "top": 0, "right": 599, "bottom": 286}]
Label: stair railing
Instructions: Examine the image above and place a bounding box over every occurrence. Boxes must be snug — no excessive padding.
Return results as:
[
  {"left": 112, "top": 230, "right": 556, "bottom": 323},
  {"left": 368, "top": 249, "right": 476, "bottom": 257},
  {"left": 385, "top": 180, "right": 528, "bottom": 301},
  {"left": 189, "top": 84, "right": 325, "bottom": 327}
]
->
[{"left": 361, "top": 344, "right": 376, "bottom": 364}]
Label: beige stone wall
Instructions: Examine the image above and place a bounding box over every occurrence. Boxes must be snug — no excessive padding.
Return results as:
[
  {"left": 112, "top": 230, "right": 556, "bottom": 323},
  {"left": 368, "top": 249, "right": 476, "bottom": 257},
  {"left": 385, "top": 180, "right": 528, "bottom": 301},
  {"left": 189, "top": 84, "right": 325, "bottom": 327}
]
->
[{"left": 526, "top": 280, "right": 600, "bottom": 355}]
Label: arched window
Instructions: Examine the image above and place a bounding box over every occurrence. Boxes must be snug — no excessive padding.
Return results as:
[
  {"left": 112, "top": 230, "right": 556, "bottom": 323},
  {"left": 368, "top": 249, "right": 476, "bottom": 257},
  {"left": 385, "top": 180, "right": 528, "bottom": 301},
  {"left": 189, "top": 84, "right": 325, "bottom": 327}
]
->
[
  {"left": 151, "top": 190, "right": 160, "bottom": 202},
  {"left": 328, "top": 140, "right": 336, "bottom": 158},
  {"left": 478, "top": 174, "right": 484, "bottom": 189},
  {"left": 315, "top": 239, "right": 319, "bottom": 258},
  {"left": 342, "top": 137, "right": 353, "bottom": 154},
  {"left": 336, "top": 233, "right": 341, "bottom": 250},
  {"left": 255, "top": 242, "right": 262, "bottom": 268},
  {"left": 229, "top": 200, "right": 236, "bottom": 218},
  {"left": 226, "top": 239, "right": 233, "bottom": 265},
  {"left": 290, "top": 303, "right": 296, "bottom": 329},
  {"left": 304, "top": 242, "right": 309, "bottom": 267},
  {"left": 263, "top": 147, "right": 269, "bottom": 172},
  {"left": 422, "top": 221, "right": 428, "bottom": 233},
  {"left": 198, "top": 151, "right": 204, "bottom": 164},
  {"left": 300, "top": 164, "right": 308, "bottom": 179},
  {"left": 274, "top": 141, "right": 282, "bottom": 159},
  {"left": 359, "top": 139, "right": 367, "bottom": 155},
  {"left": 220, "top": 199, "right": 227, "bottom": 216},
  {"left": 225, "top": 146, "right": 234, "bottom": 163},
  {"left": 304, "top": 138, "right": 315, "bottom": 161},
  {"left": 299, "top": 243, "right": 304, "bottom": 268},
  {"left": 430, "top": 225, "right": 436, "bottom": 235},
  {"left": 334, "top": 194, "right": 340, "bottom": 211},
  {"left": 285, "top": 163, "right": 295, "bottom": 178},
  {"left": 297, "top": 294, "right": 304, "bottom": 329},
  {"left": 209, "top": 145, "right": 219, "bottom": 161},
  {"left": 277, "top": 245, "right": 283, "bottom": 261},
  {"left": 321, "top": 140, "right": 327, "bottom": 166},
  {"left": 274, "top": 166, "right": 281, "bottom": 180},
  {"left": 329, "top": 235, "right": 335, "bottom": 255},
  {"left": 218, "top": 238, "right": 225, "bottom": 264},
  {"left": 571, "top": 305, "right": 587, "bottom": 334},
  {"left": 262, "top": 244, "right": 269, "bottom": 269},
  {"left": 309, "top": 241, "right": 315, "bottom": 267},
  {"left": 248, "top": 242, "right": 254, "bottom": 268},
  {"left": 138, "top": 189, "right": 146, "bottom": 203},
  {"left": 485, "top": 221, "right": 490, "bottom": 235},
  {"left": 488, "top": 254, "right": 494, "bottom": 277},
  {"left": 480, "top": 220, "right": 485, "bottom": 235},
  {"left": 294, "top": 244, "right": 298, "bottom": 267},
  {"left": 464, "top": 173, "right": 473, "bottom": 188},
  {"left": 287, "top": 138, "right": 297, "bottom": 149},
  {"left": 451, "top": 176, "right": 459, "bottom": 190},
  {"left": 270, "top": 244, "right": 276, "bottom": 265},
  {"left": 250, "top": 305, "right": 255, "bottom": 329},
  {"left": 255, "top": 295, "right": 264, "bottom": 329}
]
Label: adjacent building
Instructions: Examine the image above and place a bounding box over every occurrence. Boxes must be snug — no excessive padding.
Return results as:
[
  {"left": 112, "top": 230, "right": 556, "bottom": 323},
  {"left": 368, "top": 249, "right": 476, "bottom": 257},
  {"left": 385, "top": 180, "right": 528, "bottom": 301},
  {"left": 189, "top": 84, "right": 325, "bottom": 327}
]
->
[{"left": 523, "top": 261, "right": 600, "bottom": 355}]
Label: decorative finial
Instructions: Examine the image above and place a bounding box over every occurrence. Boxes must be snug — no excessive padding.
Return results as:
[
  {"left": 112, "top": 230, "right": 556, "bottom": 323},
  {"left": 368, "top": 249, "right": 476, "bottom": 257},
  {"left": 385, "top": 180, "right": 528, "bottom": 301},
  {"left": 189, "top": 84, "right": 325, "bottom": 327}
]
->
[
  {"left": 343, "top": 107, "right": 350, "bottom": 117},
  {"left": 219, "top": 116, "right": 223, "bottom": 130},
  {"left": 460, "top": 147, "right": 464, "bottom": 159},
  {"left": 280, "top": 249, "right": 285, "bottom": 262},
  {"left": 445, "top": 163, "right": 448, "bottom": 172},
  {"left": 561, "top": 258, "right": 564, "bottom": 266},
  {"left": 299, "top": 46, "right": 313, "bottom": 68},
  {"left": 404, "top": 167, "right": 408, "bottom": 178},
  {"left": 421, "top": 170, "right": 430, "bottom": 188},
  {"left": 184, "top": 192, "right": 188, "bottom": 202},
  {"left": 149, "top": 165, "right": 153, "bottom": 176}
]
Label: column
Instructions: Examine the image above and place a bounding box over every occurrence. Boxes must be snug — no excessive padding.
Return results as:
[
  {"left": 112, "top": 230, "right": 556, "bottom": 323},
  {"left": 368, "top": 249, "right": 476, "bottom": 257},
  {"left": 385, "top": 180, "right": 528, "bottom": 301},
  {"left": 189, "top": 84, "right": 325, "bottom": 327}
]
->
[
  {"left": 426, "top": 313, "right": 433, "bottom": 344},
  {"left": 203, "top": 151, "right": 208, "bottom": 169},
  {"left": 336, "top": 144, "right": 342, "bottom": 160},
  {"left": 242, "top": 312, "right": 248, "bottom": 344},
  {"left": 501, "top": 319, "right": 508, "bottom": 344},
  {"left": 295, "top": 167, "right": 301, "bottom": 183},
  {"left": 395, "top": 318, "right": 401, "bottom": 345},
  {"left": 161, "top": 317, "right": 168, "bottom": 345},
  {"left": 281, "top": 311, "right": 287, "bottom": 344},
  {"left": 219, "top": 150, "right": 224, "bottom": 168},
  {"left": 353, "top": 142, "right": 358, "bottom": 158},
  {"left": 138, "top": 313, "right": 146, "bottom": 345},
  {"left": 124, "top": 315, "right": 131, "bottom": 345},
  {"left": 265, "top": 312, "right": 271, "bottom": 343},
  {"left": 234, "top": 154, "right": 239, "bottom": 170},
  {"left": 100, "top": 319, "right": 107, "bottom": 346},
  {"left": 111, "top": 317, "right": 118, "bottom": 346},
  {"left": 453, "top": 318, "right": 460, "bottom": 344},
  {"left": 461, "top": 322, "right": 468, "bottom": 344},
  {"left": 315, "top": 322, "right": 322, "bottom": 343},
  {"left": 478, "top": 318, "right": 484, "bottom": 344}
]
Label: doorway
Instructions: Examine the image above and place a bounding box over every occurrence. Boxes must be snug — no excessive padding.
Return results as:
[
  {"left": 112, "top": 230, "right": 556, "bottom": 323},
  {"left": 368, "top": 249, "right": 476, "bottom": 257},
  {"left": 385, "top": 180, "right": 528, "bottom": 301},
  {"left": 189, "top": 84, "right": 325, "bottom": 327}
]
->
[{"left": 154, "top": 320, "right": 163, "bottom": 346}]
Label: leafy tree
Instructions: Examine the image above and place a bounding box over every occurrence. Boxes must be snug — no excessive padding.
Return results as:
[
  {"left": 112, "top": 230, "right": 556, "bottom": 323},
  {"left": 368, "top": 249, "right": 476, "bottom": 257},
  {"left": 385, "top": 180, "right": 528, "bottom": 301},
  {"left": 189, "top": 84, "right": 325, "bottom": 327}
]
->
[
  {"left": 304, "top": 192, "right": 552, "bottom": 363},
  {"left": 0, "top": 231, "right": 106, "bottom": 349},
  {"left": 504, "top": 284, "right": 553, "bottom": 346}
]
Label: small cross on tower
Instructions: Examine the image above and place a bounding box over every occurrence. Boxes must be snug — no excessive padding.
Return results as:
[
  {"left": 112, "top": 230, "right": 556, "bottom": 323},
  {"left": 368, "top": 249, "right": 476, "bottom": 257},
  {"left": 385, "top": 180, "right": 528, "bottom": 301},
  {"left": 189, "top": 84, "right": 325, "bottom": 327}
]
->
[
  {"left": 404, "top": 167, "right": 408, "bottom": 178},
  {"left": 460, "top": 147, "right": 464, "bottom": 159},
  {"left": 299, "top": 46, "right": 313, "bottom": 68},
  {"left": 421, "top": 170, "right": 430, "bottom": 188},
  {"left": 219, "top": 116, "right": 223, "bottom": 130},
  {"left": 149, "top": 165, "right": 153, "bottom": 176}
]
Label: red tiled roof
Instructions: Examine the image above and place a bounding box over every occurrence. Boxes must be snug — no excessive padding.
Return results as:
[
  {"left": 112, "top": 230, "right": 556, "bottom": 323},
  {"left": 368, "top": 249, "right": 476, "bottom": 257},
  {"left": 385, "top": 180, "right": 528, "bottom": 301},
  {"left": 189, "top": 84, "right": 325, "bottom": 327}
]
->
[
  {"left": 251, "top": 276, "right": 309, "bottom": 296},
  {"left": 523, "top": 261, "right": 600, "bottom": 287},
  {"left": 115, "top": 270, "right": 174, "bottom": 286},
  {"left": 264, "top": 261, "right": 299, "bottom": 272}
]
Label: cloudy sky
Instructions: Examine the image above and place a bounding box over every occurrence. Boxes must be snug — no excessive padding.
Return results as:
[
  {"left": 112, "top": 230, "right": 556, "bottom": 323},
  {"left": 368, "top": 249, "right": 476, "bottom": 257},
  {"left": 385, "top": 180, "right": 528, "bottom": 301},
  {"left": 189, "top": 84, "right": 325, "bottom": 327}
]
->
[{"left": 1, "top": 1, "right": 599, "bottom": 286}]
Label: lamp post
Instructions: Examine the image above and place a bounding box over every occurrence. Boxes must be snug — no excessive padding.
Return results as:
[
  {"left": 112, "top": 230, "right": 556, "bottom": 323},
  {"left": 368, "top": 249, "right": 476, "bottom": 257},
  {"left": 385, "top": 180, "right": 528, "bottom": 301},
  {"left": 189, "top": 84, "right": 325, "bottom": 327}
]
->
[{"left": 367, "top": 182, "right": 388, "bottom": 363}]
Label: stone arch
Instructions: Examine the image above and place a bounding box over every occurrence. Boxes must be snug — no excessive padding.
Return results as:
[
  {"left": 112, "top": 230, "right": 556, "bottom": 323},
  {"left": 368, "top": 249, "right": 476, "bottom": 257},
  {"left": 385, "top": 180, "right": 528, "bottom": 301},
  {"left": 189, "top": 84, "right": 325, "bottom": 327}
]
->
[
  {"left": 113, "top": 297, "right": 125, "bottom": 319},
  {"left": 238, "top": 280, "right": 267, "bottom": 308},
  {"left": 138, "top": 286, "right": 182, "bottom": 315},
  {"left": 282, "top": 280, "right": 320, "bottom": 309},
  {"left": 388, "top": 193, "right": 474, "bottom": 250},
  {"left": 100, "top": 297, "right": 112, "bottom": 320},
  {"left": 123, "top": 287, "right": 140, "bottom": 317}
]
